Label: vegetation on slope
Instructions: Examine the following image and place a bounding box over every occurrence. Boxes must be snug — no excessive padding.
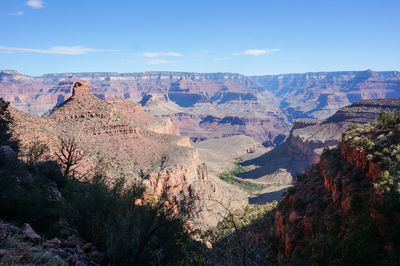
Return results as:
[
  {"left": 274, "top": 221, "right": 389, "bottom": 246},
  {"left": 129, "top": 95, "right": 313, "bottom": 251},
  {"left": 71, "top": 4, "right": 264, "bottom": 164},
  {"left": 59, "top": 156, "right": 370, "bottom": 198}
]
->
[
  {"left": 219, "top": 158, "right": 265, "bottom": 192},
  {"left": 0, "top": 98, "right": 203, "bottom": 265},
  {"left": 278, "top": 111, "right": 400, "bottom": 265},
  {"left": 188, "top": 202, "right": 278, "bottom": 265},
  {"left": 312, "top": 148, "right": 400, "bottom": 265},
  {"left": 346, "top": 111, "right": 400, "bottom": 172},
  {"left": 0, "top": 98, "right": 281, "bottom": 265}
]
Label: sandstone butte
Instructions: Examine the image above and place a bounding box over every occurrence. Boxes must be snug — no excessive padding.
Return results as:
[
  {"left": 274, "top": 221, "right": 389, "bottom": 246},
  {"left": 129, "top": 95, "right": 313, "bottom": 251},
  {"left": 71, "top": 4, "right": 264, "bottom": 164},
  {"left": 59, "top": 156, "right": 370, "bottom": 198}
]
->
[{"left": 4, "top": 81, "right": 214, "bottom": 203}]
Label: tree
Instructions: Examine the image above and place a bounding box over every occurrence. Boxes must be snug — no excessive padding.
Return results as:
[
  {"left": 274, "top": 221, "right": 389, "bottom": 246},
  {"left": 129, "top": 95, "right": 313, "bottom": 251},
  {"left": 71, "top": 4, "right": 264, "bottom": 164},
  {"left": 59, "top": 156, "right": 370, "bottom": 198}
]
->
[{"left": 55, "top": 137, "right": 84, "bottom": 177}]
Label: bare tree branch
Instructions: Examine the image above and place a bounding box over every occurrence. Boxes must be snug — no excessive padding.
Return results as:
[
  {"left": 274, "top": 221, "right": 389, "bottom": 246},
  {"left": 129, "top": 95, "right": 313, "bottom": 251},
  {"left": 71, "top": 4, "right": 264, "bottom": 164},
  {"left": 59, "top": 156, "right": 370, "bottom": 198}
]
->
[{"left": 55, "top": 137, "right": 85, "bottom": 177}]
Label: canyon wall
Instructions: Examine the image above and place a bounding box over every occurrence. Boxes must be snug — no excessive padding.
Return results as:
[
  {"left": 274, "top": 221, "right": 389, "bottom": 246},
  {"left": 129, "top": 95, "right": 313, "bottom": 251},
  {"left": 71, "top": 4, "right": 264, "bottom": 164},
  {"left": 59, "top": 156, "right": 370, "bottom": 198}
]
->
[
  {"left": 278, "top": 98, "right": 400, "bottom": 174},
  {"left": 252, "top": 70, "right": 400, "bottom": 119},
  {"left": 2, "top": 69, "right": 399, "bottom": 146},
  {"left": 272, "top": 117, "right": 399, "bottom": 263}
]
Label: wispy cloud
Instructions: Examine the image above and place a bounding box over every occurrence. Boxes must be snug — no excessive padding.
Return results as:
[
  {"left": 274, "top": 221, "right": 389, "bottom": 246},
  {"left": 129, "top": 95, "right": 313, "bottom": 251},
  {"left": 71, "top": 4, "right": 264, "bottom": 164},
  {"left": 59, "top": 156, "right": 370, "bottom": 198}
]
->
[
  {"left": 140, "top": 52, "right": 183, "bottom": 58},
  {"left": 0, "top": 46, "right": 118, "bottom": 55},
  {"left": 26, "top": 0, "right": 44, "bottom": 9},
  {"left": 9, "top": 11, "right": 24, "bottom": 16},
  {"left": 232, "top": 49, "right": 280, "bottom": 56}
]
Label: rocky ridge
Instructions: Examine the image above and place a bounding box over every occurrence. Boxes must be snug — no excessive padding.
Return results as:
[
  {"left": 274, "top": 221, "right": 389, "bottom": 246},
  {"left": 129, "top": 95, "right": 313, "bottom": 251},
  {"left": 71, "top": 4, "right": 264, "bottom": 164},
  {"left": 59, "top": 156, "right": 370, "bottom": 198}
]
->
[
  {"left": 3, "top": 69, "right": 399, "bottom": 146},
  {"left": 252, "top": 70, "right": 400, "bottom": 119},
  {"left": 242, "top": 98, "right": 400, "bottom": 184},
  {"left": 0, "top": 70, "right": 289, "bottom": 145},
  {"left": 282, "top": 98, "right": 400, "bottom": 173},
  {"left": 4, "top": 81, "right": 212, "bottom": 201},
  {"left": 272, "top": 114, "right": 400, "bottom": 263}
]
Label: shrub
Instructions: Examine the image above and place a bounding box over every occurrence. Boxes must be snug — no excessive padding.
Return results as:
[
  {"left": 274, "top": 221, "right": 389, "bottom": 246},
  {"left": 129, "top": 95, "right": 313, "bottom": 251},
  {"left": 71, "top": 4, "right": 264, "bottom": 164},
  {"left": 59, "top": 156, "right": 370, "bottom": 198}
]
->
[
  {"left": 358, "top": 136, "right": 374, "bottom": 151},
  {"left": 24, "top": 140, "right": 50, "bottom": 165},
  {"left": 0, "top": 161, "right": 63, "bottom": 236},
  {"left": 347, "top": 123, "right": 361, "bottom": 131},
  {"left": 0, "top": 147, "right": 200, "bottom": 264},
  {"left": 63, "top": 175, "right": 198, "bottom": 265},
  {"left": 293, "top": 198, "right": 307, "bottom": 210}
]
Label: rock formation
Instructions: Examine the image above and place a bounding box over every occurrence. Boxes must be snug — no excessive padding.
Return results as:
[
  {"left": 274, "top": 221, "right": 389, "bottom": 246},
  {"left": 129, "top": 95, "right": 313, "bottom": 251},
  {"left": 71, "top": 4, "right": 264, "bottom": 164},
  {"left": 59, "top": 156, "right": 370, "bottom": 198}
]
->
[
  {"left": 272, "top": 115, "right": 400, "bottom": 263},
  {"left": 252, "top": 69, "right": 400, "bottom": 119},
  {"left": 0, "top": 221, "right": 104, "bottom": 265},
  {"left": 2, "top": 81, "right": 212, "bottom": 202},
  {"left": 240, "top": 98, "right": 400, "bottom": 188},
  {"left": 281, "top": 98, "right": 400, "bottom": 173},
  {"left": 4, "top": 69, "right": 399, "bottom": 146}
]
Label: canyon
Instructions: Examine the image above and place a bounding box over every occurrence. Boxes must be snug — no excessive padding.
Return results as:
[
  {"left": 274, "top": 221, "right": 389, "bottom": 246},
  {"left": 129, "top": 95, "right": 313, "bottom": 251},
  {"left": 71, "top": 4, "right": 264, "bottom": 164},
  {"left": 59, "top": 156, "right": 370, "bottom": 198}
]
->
[
  {"left": 1, "top": 71, "right": 400, "bottom": 264},
  {"left": 2, "top": 69, "right": 400, "bottom": 207},
  {"left": 235, "top": 98, "right": 400, "bottom": 203},
  {"left": 2, "top": 69, "right": 400, "bottom": 147}
]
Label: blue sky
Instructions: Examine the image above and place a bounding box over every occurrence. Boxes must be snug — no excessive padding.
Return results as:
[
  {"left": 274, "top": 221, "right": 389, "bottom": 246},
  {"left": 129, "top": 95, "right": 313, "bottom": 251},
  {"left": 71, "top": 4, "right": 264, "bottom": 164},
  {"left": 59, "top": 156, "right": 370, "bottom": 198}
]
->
[{"left": 1, "top": 0, "right": 399, "bottom": 76}]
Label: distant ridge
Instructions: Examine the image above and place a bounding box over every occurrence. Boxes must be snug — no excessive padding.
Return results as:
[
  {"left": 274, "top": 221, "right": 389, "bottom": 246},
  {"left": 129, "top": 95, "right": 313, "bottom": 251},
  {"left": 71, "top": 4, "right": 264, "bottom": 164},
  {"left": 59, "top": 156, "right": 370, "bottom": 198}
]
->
[{"left": 1, "top": 69, "right": 399, "bottom": 146}]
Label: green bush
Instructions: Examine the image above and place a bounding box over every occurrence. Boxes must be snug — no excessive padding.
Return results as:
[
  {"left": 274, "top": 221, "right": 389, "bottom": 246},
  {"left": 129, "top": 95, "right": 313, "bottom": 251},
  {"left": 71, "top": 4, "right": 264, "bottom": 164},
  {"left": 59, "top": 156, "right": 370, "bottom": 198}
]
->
[
  {"left": 358, "top": 136, "right": 375, "bottom": 151},
  {"left": 219, "top": 158, "right": 264, "bottom": 192},
  {"left": 377, "top": 111, "right": 397, "bottom": 129},
  {"left": 347, "top": 123, "right": 361, "bottom": 131}
]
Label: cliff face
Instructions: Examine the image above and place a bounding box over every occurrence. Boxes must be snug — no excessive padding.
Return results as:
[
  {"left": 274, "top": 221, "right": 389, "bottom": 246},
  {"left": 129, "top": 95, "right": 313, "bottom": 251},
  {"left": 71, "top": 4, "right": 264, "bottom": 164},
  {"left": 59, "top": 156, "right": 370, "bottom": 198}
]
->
[
  {"left": 252, "top": 70, "right": 400, "bottom": 119},
  {"left": 2, "top": 81, "right": 213, "bottom": 201},
  {"left": 280, "top": 98, "right": 400, "bottom": 174},
  {"left": 3, "top": 69, "right": 399, "bottom": 146},
  {"left": 237, "top": 99, "right": 400, "bottom": 200},
  {"left": 272, "top": 114, "right": 400, "bottom": 263}
]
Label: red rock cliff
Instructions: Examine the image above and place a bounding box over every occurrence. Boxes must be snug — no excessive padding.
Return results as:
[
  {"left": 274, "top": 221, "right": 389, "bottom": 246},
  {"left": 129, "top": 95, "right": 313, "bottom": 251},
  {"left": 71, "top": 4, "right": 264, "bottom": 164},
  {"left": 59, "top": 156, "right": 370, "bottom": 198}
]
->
[{"left": 273, "top": 130, "right": 385, "bottom": 260}]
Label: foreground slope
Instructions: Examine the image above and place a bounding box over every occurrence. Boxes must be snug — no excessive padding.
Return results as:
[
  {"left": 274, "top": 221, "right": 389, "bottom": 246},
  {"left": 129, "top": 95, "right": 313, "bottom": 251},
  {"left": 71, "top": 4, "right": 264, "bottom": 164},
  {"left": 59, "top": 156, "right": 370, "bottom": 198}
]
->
[{"left": 273, "top": 112, "right": 400, "bottom": 264}]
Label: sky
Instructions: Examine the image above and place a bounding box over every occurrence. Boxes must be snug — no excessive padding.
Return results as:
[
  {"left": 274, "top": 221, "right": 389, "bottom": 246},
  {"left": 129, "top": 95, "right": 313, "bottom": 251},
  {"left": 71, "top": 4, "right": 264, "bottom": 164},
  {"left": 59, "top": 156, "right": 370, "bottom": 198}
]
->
[{"left": 1, "top": 0, "right": 399, "bottom": 76}]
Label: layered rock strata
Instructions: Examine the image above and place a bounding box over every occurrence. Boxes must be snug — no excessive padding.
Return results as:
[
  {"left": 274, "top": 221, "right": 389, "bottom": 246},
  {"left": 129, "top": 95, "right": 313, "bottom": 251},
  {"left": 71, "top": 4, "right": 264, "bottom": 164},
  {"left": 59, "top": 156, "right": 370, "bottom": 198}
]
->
[
  {"left": 5, "top": 69, "right": 400, "bottom": 146},
  {"left": 272, "top": 120, "right": 398, "bottom": 262},
  {"left": 2, "top": 81, "right": 212, "bottom": 201},
  {"left": 275, "top": 98, "right": 400, "bottom": 174}
]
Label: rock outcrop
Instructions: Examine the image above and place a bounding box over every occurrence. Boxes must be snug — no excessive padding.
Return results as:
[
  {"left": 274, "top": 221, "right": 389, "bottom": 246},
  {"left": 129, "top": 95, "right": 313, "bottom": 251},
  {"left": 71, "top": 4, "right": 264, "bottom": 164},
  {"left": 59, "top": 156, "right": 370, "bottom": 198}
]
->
[
  {"left": 0, "top": 221, "right": 104, "bottom": 265},
  {"left": 255, "top": 98, "right": 400, "bottom": 176},
  {"left": 236, "top": 98, "right": 400, "bottom": 201},
  {"left": 2, "top": 81, "right": 213, "bottom": 202},
  {"left": 272, "top": 115, "right": 400, "bottom": 263}
]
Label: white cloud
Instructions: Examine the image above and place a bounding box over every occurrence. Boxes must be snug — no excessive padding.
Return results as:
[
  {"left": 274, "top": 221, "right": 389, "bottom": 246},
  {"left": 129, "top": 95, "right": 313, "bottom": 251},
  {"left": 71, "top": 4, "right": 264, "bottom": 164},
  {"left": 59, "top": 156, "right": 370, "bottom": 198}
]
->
[
  {"left": 145, "top": 59, "right": 169, "bottom": 65},
  {"left": 9, "top": 11, "right": 24, "bottom": 16},
  {"left": 26, "top": 0, "right": 44, "bottom": 9},
  {"left": 0, "top": 46, "right": 119, "bottom": 55},
  {"left": 140, "top": 52, "right": 183, "bottom": 58},
  {"left": 232, "top": 49, "right": 280, "bottom": 56}
]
